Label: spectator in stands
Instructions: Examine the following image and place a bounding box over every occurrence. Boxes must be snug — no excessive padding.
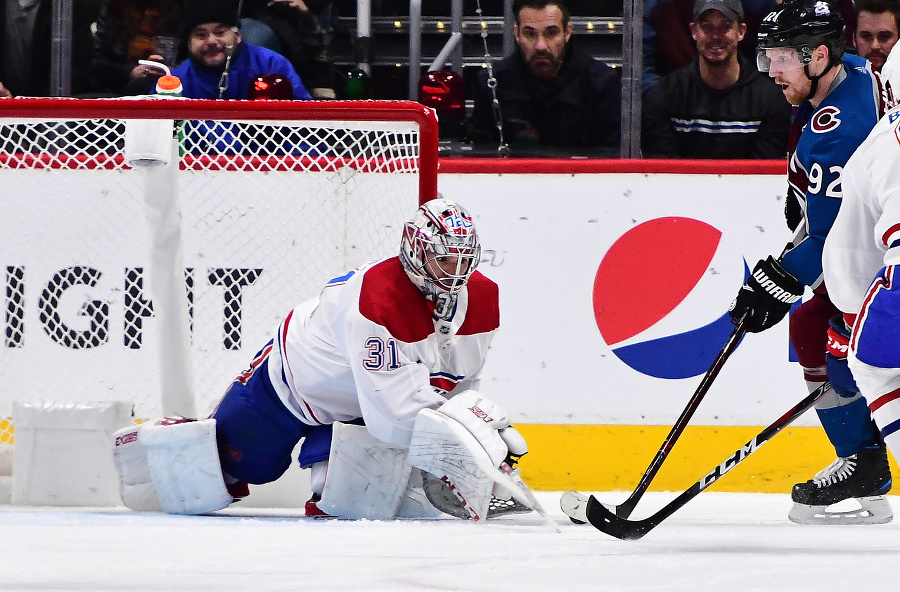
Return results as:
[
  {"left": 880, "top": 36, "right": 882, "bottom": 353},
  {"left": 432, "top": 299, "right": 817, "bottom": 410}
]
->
[
  {"left": 241, "top": 0, "right": 335, "bottom": 98},
  {"left": 469, "top": 0, "right": 621, "bottom": 156},
  {"left": 168, "top": 0, "right": 312, "bottom": 100},
  {"left": 643, "top": 0, "right": 783, "bottom": 99},
  {"left": 853, "top": 0, "right": 900, "bottom": 72},
  {"left": 91, "top": 0, "right": 183, "bottom": 96},
  {"left": 641, "top": 0, "right": 791, "bottom": 159},
  {"left": 0, "top": 0, "right": 100, "bottom": 97}
]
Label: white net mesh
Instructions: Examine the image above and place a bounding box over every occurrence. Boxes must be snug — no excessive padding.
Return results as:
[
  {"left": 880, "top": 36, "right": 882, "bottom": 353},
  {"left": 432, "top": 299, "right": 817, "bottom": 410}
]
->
[{"left": 0, "top": 99, "right": 438, "bottom": 455}]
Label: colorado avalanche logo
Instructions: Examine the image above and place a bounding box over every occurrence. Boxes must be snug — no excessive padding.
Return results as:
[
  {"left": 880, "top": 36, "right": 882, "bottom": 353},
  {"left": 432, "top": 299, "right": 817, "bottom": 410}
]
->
[
  {"left": 814, "top": 1, "right": 831, "bottom": 16},
  {"left": 811, "top": 106, "right": 841, "bottom": 133}
]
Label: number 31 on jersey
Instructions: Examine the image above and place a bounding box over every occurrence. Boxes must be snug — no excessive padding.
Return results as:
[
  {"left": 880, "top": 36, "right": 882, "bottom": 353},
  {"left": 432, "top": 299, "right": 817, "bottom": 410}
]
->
[{"left": 363, "top": 337, "right": 401, "bottom": 370}]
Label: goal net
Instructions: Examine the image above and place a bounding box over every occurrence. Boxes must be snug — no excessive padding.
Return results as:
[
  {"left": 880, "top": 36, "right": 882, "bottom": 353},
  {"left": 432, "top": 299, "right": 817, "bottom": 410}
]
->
[{"left": 0, "top": 98, "right": 438, "bottom": 473}]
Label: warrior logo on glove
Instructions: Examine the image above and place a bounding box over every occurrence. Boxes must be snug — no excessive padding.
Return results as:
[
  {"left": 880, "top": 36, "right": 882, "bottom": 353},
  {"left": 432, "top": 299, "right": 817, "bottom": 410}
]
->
[{"left": 729, "top": 255, "right": 803, "bottom": 333}]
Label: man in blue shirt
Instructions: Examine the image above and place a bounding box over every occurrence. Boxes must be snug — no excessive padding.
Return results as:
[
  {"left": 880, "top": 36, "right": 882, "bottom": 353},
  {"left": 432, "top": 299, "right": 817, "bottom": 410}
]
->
[{"left": 171, "top": 0, "right": 311, "bottom": 100}]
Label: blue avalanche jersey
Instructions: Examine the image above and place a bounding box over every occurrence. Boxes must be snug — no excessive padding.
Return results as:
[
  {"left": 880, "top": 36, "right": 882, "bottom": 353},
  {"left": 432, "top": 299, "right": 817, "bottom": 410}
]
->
[{"left": 783, "top": 54, "right": 881, "bottom": 287}]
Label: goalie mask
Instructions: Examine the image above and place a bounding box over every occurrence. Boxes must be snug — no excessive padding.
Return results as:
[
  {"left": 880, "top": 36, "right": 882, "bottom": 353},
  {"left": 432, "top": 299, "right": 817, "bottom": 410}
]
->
[{"left": 400, "top": 199, "right": 481, "bottom": 316}]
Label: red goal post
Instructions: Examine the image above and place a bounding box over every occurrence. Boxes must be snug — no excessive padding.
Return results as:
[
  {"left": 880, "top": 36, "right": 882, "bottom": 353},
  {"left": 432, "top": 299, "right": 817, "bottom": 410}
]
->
[{"left": 0, "top": 98, "right": 438, "bottom": 468}]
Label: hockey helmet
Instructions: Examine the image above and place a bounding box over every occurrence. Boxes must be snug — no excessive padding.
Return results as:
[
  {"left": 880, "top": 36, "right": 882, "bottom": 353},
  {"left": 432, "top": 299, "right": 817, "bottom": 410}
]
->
[
  {"left": 757, "top": 0, "right": 845, "bottom": 70},
  {"left": 399, "top": 198, "right": 481, "bottom": 298}
]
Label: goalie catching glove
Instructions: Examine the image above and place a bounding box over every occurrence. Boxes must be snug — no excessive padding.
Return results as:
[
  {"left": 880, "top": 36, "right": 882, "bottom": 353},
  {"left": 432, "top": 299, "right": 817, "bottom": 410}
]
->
[
  {"left": 729, "top": 255, "right": 803, "bottom": 333},
  {"left": 406, "top": 390, "right": 529, "bottom": 521}
]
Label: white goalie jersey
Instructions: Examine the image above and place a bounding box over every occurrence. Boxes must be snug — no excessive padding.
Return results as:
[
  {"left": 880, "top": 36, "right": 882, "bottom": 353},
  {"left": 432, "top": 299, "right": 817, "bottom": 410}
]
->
[
  {"left": 823, "top": 107, "right": 900, "bottom": 314},
  {"left": 264, "top": 256, "right": 500, "bottom": 447}
]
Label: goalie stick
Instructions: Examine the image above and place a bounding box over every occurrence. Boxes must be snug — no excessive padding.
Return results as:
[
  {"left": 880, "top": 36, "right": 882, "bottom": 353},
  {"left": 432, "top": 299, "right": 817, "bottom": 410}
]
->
[
  {"left": 576, "top": 314, "right": 749, "bottom": 522},
  {"left": 561, "top": 381, "right": 831, "bottom": 540}
]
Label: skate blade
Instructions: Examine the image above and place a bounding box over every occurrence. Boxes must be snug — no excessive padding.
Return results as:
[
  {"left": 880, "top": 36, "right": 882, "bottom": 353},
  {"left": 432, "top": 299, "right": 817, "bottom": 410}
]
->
[{"left": 788, "top": 495, "right": 894, "bottom": 525}]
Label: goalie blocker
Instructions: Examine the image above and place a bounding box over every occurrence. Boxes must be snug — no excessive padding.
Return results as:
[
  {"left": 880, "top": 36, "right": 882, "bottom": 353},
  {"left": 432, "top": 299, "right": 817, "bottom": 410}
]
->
[{"left": 112, "top": 391, "right": 532, "bottom": 520}]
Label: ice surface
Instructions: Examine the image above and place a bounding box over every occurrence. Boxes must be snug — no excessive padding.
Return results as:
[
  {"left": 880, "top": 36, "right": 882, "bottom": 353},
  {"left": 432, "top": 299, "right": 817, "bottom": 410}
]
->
[{"left": 1, "top": 491, "right": 898, "bottom": 591}]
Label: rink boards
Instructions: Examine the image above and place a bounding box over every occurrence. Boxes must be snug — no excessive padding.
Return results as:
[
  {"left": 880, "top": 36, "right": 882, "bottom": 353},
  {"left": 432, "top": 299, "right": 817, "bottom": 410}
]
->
[{"left": 439, "top": 159, "right": 896, "bottom": 492}]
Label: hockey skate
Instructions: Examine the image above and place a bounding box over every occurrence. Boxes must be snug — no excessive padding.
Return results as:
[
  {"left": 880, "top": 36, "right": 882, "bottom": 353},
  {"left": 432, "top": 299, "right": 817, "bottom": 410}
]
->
[
  {"left": 304, "top": 493, "right": 336, "bottom": 518},
  {"left": 420, "top": 469, "right": 532, "bottom": 519},
  {"left": 788, "top": 444, "right": 893, "bottom": 525}
]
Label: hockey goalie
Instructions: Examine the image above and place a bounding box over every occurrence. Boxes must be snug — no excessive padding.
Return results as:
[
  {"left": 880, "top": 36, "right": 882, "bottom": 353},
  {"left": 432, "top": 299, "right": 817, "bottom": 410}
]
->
[{"left": 112, "top": 198, "right": 534, "bottom": 520}]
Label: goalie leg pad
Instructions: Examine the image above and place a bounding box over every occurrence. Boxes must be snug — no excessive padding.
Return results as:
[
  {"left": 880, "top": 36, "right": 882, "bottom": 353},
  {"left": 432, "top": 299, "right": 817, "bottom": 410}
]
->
[
  {"left": 316, "top": 422, "right": 413, "bottom": 520},
  {"left": 138, "top": 418, "right": 233, "bottom": 515},
  {"left": 407, "top": 408, "right": 498, "bottom": 521}
]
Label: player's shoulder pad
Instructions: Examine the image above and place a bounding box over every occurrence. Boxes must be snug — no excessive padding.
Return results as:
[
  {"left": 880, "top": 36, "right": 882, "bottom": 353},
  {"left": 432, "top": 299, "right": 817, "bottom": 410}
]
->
[
  {"left": 458, "top": 270, "right": 500, "bottom": 336},
  {"left": 359, "top": 258, "right": 434, "bottom": 342},
  {"left": 842, "top": 53, "right": 869, "bottom": 72},
  {"left": 815, "top": 57, "right": 878, "bottom": 135}
]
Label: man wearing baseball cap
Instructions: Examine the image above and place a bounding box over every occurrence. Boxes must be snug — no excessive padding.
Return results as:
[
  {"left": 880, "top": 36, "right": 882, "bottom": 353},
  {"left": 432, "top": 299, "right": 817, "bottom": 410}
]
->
[
  {"left": 642, "top": 0, "right": 790, "bottom": 158},
  {"left": 694, "top": 0, "right": 744, "bottom": 24}
]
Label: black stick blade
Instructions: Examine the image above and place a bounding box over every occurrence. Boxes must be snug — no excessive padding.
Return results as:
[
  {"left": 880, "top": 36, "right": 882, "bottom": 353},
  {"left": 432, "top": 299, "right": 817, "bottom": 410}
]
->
[{"left": 585, "top": 495, "right": 655, "bottom": 540}]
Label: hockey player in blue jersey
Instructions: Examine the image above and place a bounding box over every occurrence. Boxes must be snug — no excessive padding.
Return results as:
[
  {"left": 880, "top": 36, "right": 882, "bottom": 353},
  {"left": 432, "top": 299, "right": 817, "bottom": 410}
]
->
[{"left": 729, "top": 0, "right": 892, "bottom": 524}]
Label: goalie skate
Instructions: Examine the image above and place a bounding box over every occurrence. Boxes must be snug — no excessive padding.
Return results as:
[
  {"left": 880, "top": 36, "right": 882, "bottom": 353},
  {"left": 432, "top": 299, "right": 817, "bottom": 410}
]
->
[
  {"left": 788, "top": 445, "right": 894, "bottom": 525},
  {"left": 421, "top": 470, "right": 533, "bottom": 519}
]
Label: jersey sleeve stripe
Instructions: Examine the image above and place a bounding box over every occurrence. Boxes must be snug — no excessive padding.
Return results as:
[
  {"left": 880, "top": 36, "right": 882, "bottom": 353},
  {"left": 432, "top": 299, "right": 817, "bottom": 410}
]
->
[
  {"left": 274, "top": 309, "right": 324, "bottom": 425},
  {"left": 851, "top": 266, "right": 895, "bottom": 352},
  {"left": 881, "top": 223, "right": 900, "bottom": 248},
  {"left": 870, "top": 388, "right": 900, "bottom": 413}
]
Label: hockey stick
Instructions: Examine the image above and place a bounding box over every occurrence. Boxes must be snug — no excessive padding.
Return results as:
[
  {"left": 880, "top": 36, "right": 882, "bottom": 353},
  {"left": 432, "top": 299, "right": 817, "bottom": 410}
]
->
[
  {"left": 595, "top": 314, "right": 749, "bottom": 520},
  {"left": 561, "top": 381, "right": 830, "bottom": 539},
  {"left": 499, "top": 462, "right": 561, "bottom": 532}
]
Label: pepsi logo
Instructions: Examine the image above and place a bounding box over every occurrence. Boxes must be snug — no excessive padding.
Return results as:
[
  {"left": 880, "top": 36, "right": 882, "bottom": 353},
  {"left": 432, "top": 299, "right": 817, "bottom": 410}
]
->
[{"left": 592, "top": 217, "right": 748, "bottom": 379}]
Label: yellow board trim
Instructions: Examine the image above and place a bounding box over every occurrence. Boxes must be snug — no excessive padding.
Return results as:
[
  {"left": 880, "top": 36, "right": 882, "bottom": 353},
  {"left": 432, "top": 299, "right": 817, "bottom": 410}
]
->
[{"left": 516, "top": 424, "right": 899, "bottom": 493}]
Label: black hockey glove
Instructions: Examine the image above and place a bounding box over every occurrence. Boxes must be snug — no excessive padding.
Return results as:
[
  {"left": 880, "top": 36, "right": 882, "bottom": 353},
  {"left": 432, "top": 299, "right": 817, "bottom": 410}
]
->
[
  {"left": 729, "top": 256, "right": 803, "bottom": 333},
  {"left": 784, "top": 191, "right": 803, "bottom": 232}
]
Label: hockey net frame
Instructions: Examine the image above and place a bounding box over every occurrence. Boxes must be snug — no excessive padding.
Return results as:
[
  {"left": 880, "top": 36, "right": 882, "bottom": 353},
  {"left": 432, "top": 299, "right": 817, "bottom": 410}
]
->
[{"left": 0, "top": 98, "right": 438, "bottom": 473}]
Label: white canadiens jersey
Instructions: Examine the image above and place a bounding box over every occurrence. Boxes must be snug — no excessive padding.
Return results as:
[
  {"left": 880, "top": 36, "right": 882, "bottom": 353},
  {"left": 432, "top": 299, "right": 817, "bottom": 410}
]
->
[
  {"left": 823, "top": 107, "right": 900, "bottom": 314},
  {"left": 265, "top": 256, "right": 500, "bottom": 447}
]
